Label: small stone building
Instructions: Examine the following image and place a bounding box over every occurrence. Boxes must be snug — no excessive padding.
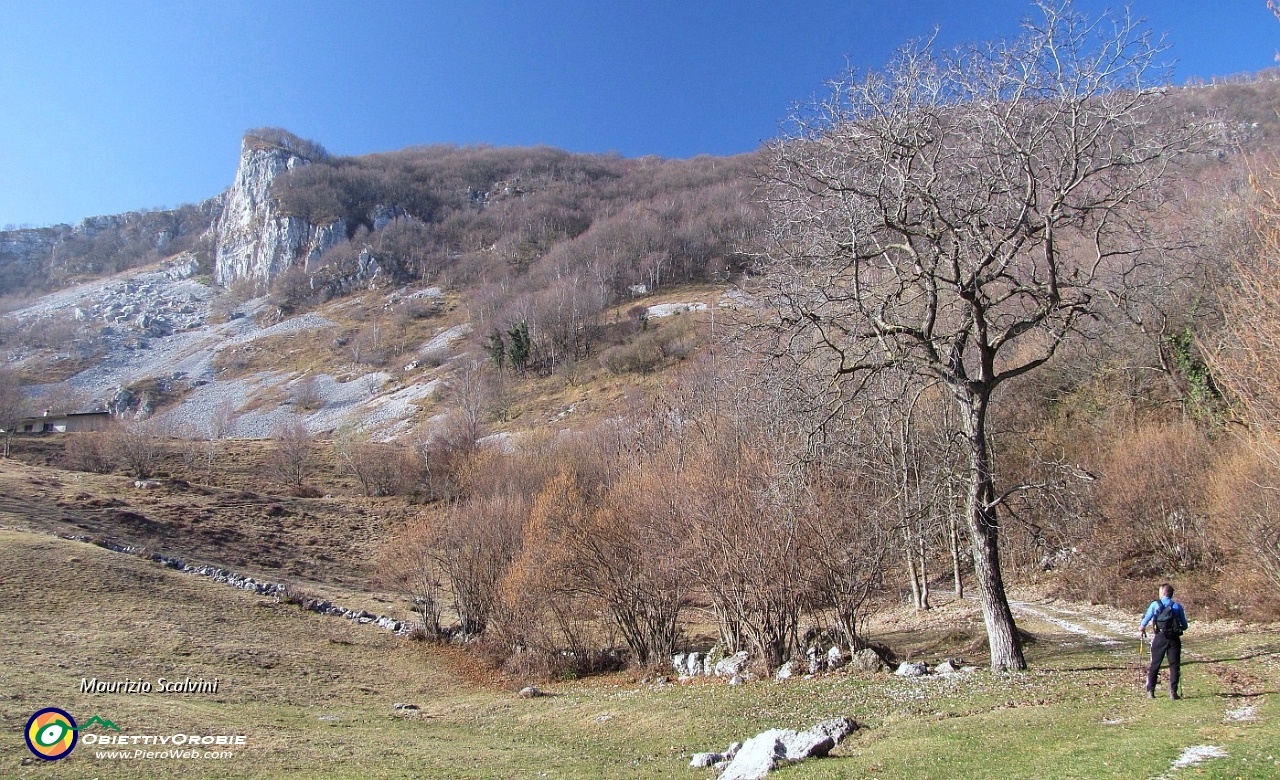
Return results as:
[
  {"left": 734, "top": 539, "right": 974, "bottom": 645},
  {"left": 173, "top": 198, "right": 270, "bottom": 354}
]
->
[{"left": 12, "top": 411, "right": 112, "bottom": 434}]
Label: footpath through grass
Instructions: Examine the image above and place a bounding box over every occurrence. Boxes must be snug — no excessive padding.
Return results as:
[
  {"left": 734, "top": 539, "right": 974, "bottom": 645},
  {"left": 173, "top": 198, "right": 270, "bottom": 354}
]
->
[{"left": 1, "top": 529, "right": 1276, "bottom": 779}]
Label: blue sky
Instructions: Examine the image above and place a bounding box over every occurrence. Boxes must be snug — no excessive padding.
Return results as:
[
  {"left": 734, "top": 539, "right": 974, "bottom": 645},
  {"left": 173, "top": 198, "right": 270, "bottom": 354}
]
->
[{"left": 1, "top": 1, "right": 1275, "bottom": 228}]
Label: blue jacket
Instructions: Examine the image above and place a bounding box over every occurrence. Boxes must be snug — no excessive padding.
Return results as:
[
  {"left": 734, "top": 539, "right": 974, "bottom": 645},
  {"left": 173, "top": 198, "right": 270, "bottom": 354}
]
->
[{"left": 1140, "top": 597, "right": 1188, "bottom": 632}]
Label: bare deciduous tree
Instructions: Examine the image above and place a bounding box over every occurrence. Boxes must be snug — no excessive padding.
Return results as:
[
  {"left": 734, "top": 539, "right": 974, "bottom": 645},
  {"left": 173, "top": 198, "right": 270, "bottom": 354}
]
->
[
  {"left": 112, "top": 418, "right": 168, "bottom": 480},
  {"left": 0, "top": 367, "right": 28, "bottom": 457},
  {"left": 267, "top": 417, "right": 315, "bottom": 489},
  {"left": 761, "top": 1, "right": 1203, "bottom": 670},
  {"left": 437, "top": 493, "right": 526, "bottom": 636},
  {"left": 378, "top": 515, "right": 447, "bottom": 641}
]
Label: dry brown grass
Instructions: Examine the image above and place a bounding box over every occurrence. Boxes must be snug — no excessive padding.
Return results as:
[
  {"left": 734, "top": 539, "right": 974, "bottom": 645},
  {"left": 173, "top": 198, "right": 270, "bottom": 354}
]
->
[{"left": 0, "top": 454, "right": 409, "bottom": 599}]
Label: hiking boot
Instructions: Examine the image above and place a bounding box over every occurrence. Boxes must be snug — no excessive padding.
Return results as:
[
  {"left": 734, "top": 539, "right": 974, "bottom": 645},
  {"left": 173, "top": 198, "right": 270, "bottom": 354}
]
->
[
  {"left": 1145, "top": 688, "right": 1155, "bottom": 699},
  {"left": 1170, "top": 691, "right": 1181, "bottom": 700}
]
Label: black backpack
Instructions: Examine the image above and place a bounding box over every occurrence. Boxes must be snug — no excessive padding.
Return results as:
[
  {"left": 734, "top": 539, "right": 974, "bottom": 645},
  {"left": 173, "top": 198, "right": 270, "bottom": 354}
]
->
[{"left": 1154, "top": 602, "right": 1182, "bottom": 637}]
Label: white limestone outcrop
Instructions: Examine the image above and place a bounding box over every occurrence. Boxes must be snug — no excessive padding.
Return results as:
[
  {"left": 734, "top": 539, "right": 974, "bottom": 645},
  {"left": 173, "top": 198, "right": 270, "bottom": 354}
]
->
[{"left": 211, "top": 138, "right": 346, "bottom": 287}]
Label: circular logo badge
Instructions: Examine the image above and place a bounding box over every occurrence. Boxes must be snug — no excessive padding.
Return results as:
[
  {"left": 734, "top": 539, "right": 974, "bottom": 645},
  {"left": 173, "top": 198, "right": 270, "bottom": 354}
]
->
[{"left": 25, "top": 708, "right": 78, "bottom": 761}]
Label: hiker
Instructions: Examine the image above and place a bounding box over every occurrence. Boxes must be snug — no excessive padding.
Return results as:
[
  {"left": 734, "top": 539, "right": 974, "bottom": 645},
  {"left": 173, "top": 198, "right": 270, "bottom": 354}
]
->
[{"left": 1139, "top": 583, "right": 1188, "bottom": 700}]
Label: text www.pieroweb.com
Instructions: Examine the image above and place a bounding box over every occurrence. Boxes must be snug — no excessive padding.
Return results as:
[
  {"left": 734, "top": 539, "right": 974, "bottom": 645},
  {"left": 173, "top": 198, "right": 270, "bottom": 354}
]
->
[{"left": 85, "top": 733, "right": 244, "bottom": 760}]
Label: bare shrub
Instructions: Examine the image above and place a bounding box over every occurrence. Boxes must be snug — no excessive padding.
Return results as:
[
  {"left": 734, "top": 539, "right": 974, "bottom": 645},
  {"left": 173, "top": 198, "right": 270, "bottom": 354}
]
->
[
  {"left": 495, "top": 475, "right": 615, "bottom": 679},
  {"left": 266, "top": 418, "right": 315, "bottom": 489},
  {"left": 798, "top": 470, "right": 893, "bottom": 650},
  {"left": 599, "top": 317, "right": 699, "bottom": 375},
  {"left": 1101, "top": 423, "right": 1216, "bottom": 575},
  {"left": 0, "top": 367, "right": 29, "bottom": 457},
  {"left": 62, "top": 432, "right": 116, "bottom": 473},
  {"left": 685, "top": 443, "right": 808, "bottom": 671},
  {"left": 377, "top": 515, "right": 446, "bottom": 641},
  {"left": 568, "top": 469, "right": 688, "bottom": 667},
  {"left": 333, "top": 427, "right": 420, "bottom": 497},
  {"left": 1211, "top": 162, "right": 1280, "bottom": 467},
  {"left": 412, "top": 413, "right": 483, "bottom": 501},
  {"left": 108, "top": 419, "right": 168, "bottom": 480},
  {"left": 290, "top": 375, "right": 324, "bottom": 411},
  {"left": 1209, "top": 449, "right": 1280, "bottom": 589},
  {"left": 599, "top": 339, "right": 663, "bottom": 375},
  {"left": 268, "top": 265, "right": 315, "bottom": 316},
  {"left": 436, "top": 493, "right": 526, "bottom": 636}
]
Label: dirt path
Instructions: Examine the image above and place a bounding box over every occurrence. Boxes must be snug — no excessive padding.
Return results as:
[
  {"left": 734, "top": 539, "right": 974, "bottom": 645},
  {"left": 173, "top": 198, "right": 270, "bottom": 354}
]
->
[
  {"left": 1009, "top": 599, "right": 1136, "bottom": 650},
  {"left": 1010, "top": 598, "right": 1270, "bottom": 777}
]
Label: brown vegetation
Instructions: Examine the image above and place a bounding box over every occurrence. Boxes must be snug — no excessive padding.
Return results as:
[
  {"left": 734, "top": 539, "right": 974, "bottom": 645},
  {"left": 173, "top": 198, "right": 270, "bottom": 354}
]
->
[{"left": 10, "top": 21, "right": 1280, "bottom": 688}]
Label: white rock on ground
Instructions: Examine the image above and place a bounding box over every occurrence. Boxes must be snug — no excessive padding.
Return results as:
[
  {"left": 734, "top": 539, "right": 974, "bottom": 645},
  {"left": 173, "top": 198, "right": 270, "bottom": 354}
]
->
[
  {"left": 896, "top": 661, "right": 928, "bottom": 677},
  {"left": 717, "top": 729, "right": 789, "bottom": 780},
  {"left": 646, "top": 301, "right": 707, "bottom": 319},
  {"left": 710, "top": 719, "right": 856, "bottom": 780}
]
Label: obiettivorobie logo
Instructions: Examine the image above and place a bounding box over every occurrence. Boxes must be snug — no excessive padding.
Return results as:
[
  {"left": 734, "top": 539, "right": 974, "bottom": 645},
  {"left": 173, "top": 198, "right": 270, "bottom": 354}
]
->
[
  {"left": 25, "top": 707, "right": 247, "bottom": 762},
  {"left": 24, "top": 708, "right": 120, "bottom": 761}
]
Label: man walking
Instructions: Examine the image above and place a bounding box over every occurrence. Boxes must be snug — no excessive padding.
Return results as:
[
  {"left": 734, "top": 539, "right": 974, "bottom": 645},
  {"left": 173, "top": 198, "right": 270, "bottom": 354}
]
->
[{"left": 1139, "top": 583, "right": 1188, "bottom": 699}]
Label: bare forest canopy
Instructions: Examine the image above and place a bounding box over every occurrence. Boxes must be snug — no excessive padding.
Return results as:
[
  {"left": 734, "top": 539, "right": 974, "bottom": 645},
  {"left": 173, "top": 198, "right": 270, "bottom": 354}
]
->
[
  {"left": 3, "top": 71, "right": 1280, "bottom": 307},
  {"left": 302, "top": 147, "right": 752, "bottom": 277}
]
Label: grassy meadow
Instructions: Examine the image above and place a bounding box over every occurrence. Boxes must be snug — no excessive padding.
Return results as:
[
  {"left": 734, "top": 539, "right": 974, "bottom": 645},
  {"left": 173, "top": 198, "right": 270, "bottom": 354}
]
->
[{"left": 1, "top": 527, "right": 1276, "bottom": 779}]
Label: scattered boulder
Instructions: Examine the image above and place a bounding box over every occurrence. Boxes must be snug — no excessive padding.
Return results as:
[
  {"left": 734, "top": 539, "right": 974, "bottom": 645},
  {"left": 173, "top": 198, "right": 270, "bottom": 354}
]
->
[
  {"left": 774, "top": 661, "right": 795, "bottom": 681},
  {"left": 690, "top": 752, "right": 722, "bottom": 768},
  {"left": 848, "top": 648, "right": 889, "bottom": 673},
  {"left": 809, "top": 716, "right": 859, "bottom": 744},
  {"left": 392, "top": 702, "right": 418, "bottom": 710},
  {"left": 714, "top": 650, "right": 750, "bottom": 677},
  {"left": 693, "top": 719, "right": 856, "bottom": 779},
  {"left": 825, "top": 645, "right": 845, "bottom": 670},
  {"left": 779, "top": 729, "right": 834, "bottom": 761},
  {"left": 806, "top": 647, "right": 823, "bottom": 675},
  {"left": 718, "top": 729, "right": 789, "bottom": 780},
  {"left": 896, "top": 661, "right": 928, "bottom": 677},
  {"left": 672, "top": 651, "right": 704, "bottom": 677}
]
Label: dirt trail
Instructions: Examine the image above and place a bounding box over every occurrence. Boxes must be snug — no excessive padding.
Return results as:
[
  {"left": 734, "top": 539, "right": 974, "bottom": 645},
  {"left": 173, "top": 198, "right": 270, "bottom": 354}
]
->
[
  {"left": 1009, "top": 599, "right": 1135, "bottom": 650},
  {"left": 1010, "top": 598, "right": 1267, "bottom": 777}
]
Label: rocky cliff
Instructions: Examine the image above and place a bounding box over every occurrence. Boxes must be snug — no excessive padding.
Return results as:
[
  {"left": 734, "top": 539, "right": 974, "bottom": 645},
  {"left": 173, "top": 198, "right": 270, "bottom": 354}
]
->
[
  {"left": 210, "top": 137, "right": 346, "bottom": 287},
  {"left": 0, "top": 206, "right": 215, "bottom": 297}
]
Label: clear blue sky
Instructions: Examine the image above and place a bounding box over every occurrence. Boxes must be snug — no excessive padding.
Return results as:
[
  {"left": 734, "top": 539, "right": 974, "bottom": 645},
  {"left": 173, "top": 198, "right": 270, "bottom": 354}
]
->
[{"left": 1, "top": 0, "right": 1275, "bottom": 228}]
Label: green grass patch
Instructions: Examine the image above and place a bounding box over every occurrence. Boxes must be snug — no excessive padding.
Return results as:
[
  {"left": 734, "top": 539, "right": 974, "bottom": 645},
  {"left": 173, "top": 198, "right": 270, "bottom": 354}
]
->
[{"left": 1, "top": 529, "right": 1276, "bottom": 778}]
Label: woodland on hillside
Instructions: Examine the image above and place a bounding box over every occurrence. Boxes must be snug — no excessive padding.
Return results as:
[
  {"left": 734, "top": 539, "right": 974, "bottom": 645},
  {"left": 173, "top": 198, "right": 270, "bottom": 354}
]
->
[
  {"left": 264, "top": 140, "right": 761, "bottom": 373},
  {"left": 370, "top": 5, "right": 1280, "bottom": 677}
]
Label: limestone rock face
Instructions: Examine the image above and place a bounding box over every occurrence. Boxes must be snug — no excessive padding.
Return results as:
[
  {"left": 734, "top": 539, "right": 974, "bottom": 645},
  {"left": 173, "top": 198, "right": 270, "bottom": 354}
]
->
[
  {"left": 211, "top": 139, "right": 345, "bottom": 287},
  {"left": 1, "top": 205, "right": 215, "bottom": 296}
]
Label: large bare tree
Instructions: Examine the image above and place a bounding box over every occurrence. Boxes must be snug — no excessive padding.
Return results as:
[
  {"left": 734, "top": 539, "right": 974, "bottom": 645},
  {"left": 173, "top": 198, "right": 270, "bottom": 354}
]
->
[
  {"left": 0, "top": 367, "right": 29, "bottom": 457},
  {"left": 760, "top": 1, "right": 1202, "bottom": 670}
]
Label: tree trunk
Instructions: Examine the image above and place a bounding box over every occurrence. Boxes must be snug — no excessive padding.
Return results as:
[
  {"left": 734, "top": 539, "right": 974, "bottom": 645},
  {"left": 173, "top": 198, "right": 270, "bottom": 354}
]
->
[
  {"left": 905, "top": 537, "right": 921, "bottom": 608},
  {"left": 917, "top": 532, "right": 931, "bottom": 610},
  {"left": 960, "top": 392, "right": 1026, "bottom": 672},
  {"left": 950, "top": 514, "right": 964, "bottom": 600}
]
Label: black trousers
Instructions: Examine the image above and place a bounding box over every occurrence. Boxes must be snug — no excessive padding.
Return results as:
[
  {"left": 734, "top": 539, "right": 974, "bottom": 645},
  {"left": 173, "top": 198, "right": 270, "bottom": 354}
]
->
[{"left": 1146, "top": 632, "right": 1181, "bottom": 693}]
